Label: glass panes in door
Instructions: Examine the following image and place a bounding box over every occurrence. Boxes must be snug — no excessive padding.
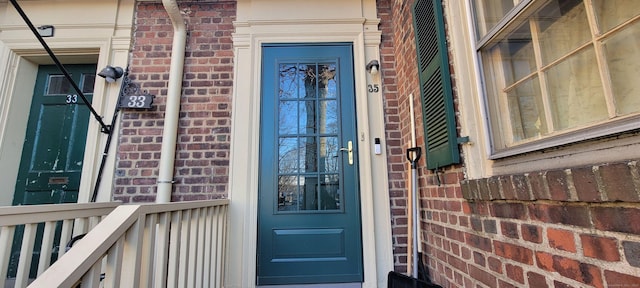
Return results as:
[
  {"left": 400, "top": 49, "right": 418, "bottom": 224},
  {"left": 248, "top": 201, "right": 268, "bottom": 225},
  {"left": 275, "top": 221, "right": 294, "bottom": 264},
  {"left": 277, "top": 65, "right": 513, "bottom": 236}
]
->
[{"left": 277, "top": 62, "right": 342, "bottom": 212}]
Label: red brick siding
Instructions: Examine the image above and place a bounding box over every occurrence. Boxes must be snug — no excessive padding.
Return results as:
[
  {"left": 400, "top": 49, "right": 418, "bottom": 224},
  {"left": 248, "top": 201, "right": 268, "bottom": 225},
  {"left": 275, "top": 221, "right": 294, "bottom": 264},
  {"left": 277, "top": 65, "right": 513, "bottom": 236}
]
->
[
  {"left": 377, "top": 0, "right": 409, "bottom": 271},
  {"left": 381, "top": 0, "right": 640, "bottom": 287},
  {"left": 381, "top": 0, "right": 467, "bottom": 274},
  {"left": 114, "top": 1, "right": 236, "bottom": 203}
]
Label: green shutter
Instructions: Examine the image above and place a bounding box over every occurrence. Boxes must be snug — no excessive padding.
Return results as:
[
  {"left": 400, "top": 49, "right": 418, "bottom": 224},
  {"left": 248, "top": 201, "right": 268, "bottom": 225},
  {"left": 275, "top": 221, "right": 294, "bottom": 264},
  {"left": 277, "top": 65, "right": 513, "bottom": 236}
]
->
[{"left": 412, "top": 0, "right": 460, "bottom": 170}]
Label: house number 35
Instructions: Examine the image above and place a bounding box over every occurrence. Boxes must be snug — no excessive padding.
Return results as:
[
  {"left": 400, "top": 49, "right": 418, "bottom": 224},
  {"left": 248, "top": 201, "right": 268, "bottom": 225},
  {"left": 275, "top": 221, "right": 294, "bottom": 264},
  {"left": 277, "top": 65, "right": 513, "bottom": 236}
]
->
[{"left": 368, "top": 84, "right": 379, "bottom": 93}]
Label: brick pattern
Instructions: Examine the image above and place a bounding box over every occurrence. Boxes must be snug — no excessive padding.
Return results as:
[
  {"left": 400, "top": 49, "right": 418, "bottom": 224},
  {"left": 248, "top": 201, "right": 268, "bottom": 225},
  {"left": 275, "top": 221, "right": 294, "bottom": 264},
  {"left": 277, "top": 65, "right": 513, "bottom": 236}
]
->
[
  {"left": 377, "top": 0, "right": 408, "bottom": 272},
  {"left": 458, "top": 160, "right": 640, "bottom": 277},
  {"left": 382, "top": 0, "right": 640, "bottom": 287},
  {"left": 462, "top": 161, "right": 640, "bottom": 203},
  {"left": 424, "top": 172, "right": 640, "bottom": 287},
  {"left": 114, "top": 1, "right": 236, "bottom": 203},
  {"left": 383, "top": 0, "right": 468, "bottom": 275}
]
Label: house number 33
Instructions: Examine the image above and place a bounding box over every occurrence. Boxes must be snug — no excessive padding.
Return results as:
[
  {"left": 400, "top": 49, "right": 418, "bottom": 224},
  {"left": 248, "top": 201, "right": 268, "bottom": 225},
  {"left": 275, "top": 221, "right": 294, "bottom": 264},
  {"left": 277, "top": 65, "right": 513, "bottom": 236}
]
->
[
  {"left": 65, "top": 94, "right": 78, "bottom": 104},
  {"left": 367, "top": 84, "right": 379, "bottom": 93},
  {"left": 127, "top": 96, "right": 148, "bottom": 108}
]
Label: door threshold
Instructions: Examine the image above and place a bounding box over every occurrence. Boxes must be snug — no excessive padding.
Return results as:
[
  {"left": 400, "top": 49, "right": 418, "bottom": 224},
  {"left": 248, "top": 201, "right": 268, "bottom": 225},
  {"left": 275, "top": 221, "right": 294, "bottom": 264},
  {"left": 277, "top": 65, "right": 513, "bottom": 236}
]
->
[{"left": 258, "top": 283, "right": 361, "bottom": 288}]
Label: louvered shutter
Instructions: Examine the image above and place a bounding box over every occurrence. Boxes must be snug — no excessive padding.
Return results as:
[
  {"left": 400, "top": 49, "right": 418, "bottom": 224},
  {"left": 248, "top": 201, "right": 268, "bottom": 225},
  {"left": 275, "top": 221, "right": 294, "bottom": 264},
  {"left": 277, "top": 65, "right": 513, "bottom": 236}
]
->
[{"left": 412, "top": 0, "right": 460, "bottom": 170}]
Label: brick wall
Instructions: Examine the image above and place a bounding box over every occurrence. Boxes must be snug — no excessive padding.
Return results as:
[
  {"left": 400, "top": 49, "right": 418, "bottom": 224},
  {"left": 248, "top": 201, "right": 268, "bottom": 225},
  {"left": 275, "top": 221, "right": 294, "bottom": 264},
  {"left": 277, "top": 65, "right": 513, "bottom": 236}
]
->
[
  {"left": 382, "top": 0, "right": 640, "bottom": 287},
  {"left": 114, "top": 1, "right": 236, "bottom": 203},
  {"left": 382, "top": 0, "right": 467, "bottom": 275},
  {"left": 376, "top": 0, "right": 409, "bottom": 272},
  {"left": 457, "top": 161, "right": 640, "bottom": 287}
]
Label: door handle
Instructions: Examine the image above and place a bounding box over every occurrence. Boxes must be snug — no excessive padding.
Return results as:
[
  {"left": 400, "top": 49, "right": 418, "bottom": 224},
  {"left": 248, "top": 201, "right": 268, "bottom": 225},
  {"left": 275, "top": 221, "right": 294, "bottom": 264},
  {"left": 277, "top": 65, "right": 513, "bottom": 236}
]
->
[{"left": 339, "top": 141, "right": 353, "bottom": 165}]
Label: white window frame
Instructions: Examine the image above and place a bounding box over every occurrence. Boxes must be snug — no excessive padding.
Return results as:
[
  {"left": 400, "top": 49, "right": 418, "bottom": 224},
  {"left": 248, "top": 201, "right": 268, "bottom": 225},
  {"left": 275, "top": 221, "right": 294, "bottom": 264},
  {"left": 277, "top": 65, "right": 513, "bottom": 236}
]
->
[{"left": 471, "top": 0, "right": 640, "bottom": 159}]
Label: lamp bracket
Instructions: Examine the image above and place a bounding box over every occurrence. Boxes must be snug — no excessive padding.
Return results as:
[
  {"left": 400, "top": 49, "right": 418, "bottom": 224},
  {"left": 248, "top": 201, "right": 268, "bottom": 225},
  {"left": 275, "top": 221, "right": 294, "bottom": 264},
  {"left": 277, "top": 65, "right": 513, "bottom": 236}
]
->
[
  {"left": 366, "top": 60, "right": 380, "bottom": 72},
  {"left": 101, "top": 125, "right": 112, "bottom": 134},
  {"left": 117, "top": 72, "right": 155, "bottom": 109}
]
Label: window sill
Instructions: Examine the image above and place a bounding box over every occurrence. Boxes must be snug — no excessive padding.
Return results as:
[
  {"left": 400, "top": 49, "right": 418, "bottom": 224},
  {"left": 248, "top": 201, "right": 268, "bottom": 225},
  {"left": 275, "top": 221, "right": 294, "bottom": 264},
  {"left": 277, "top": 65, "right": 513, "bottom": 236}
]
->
[
  {"left": 461, "top": 160, "right": 640, "bottom": 203},
  {"left": 489, "top": 114, "right": 640, "bottom": 160}
]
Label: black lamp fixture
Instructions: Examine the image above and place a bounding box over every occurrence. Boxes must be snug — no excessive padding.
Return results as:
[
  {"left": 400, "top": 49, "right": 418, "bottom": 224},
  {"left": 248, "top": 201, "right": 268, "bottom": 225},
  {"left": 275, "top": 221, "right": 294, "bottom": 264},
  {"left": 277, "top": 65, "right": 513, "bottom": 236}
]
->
[
  {"left": 366, "top": 60, "right": 380, "bottom": 75},
  {"left": 98, "top": 65, "right": 124, "bottom": 83}
]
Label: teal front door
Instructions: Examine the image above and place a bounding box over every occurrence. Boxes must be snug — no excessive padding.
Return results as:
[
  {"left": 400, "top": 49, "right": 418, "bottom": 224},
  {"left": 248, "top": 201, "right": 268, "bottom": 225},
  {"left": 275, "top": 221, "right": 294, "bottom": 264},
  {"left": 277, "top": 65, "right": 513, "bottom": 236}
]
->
[
  {"left": 8, "top": 64, "right": 95, "bottom": 278},
  {"left": 13, "top": 64, "right": 96, "bottom": 205},
  {"left": 257, "top": 44, "right": 363, "bottom": 285}
]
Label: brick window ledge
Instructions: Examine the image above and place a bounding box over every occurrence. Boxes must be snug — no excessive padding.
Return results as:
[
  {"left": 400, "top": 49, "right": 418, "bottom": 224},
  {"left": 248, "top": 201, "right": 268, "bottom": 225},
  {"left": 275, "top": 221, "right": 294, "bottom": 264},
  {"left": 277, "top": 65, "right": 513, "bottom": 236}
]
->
[{"left": 461, "top": 160, "right": 640, "bottom": 203}]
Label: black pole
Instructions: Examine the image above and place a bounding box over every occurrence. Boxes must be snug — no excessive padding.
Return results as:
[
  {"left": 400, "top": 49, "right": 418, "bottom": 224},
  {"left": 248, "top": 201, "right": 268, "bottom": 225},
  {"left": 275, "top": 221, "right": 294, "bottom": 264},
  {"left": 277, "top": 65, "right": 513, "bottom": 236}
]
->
[
  {"left": 406, "top": 147, "right": 421, "bottom": 277},
  {"left": 90, "top": 67, "right": 129, "bottom": 202},
  {"left": 9, "top": 0, "right": 111, "bottom": 134},
  {"left": 90, "top": 107, "right": 119, "bottom": 202}
]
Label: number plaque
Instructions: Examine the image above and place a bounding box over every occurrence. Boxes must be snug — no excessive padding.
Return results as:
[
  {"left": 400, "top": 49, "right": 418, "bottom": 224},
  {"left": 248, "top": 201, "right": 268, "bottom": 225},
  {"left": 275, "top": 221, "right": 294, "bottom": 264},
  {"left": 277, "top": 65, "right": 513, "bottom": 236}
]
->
[
  {"left": 118, "top": 94, "right": 154, "bottom": 109},
  {"left": 116, "top": 78, "right": 155, "bottom": 109}
]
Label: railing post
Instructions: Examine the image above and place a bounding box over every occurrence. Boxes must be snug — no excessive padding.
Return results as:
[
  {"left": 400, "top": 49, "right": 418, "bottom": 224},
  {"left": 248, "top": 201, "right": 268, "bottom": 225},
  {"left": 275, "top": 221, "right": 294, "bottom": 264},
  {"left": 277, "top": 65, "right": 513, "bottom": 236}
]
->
[
  {"left": 217, "top": 204, "right": 229, "bottom": 287},
  {"left": 104, "top": 237, "right": 124, "bottom": 287},
  {"left": 37, "top": 222, "right": 56, "bottom": 275},
  {"left": 178, "top": 209, "right": 191, "bottom": 287},
  {"left": 166, "top": 210, "right": 182, "bottom": 288},
  {"left": 0, "top": 226, "right": 16, "bottom": 287},
  {"left": 195, "top": 208, "right": 206, "bottom": 288},
  {"left": 140, "top": 214, "right": 158, "bottom": 287},
  {"left": 154, "top": 212, "right": 171, "bottom": 288},
  {"left": 57, "top": 219, "right": 75, "bottom": 259},
  {"left": 16, "top": 223, "right": 37, "bottom": 287},
  {"left": 119, "top": 213, "right": 145, "bottom": 288},
  {"left": 187, "top": 208, "right": 199, "bottom": 288},
  {"left": 202, "top": 207, "right": 213, "bottom": 286},
  {"left": 80, "top": 262, "right": 103, "bottom": 288}
]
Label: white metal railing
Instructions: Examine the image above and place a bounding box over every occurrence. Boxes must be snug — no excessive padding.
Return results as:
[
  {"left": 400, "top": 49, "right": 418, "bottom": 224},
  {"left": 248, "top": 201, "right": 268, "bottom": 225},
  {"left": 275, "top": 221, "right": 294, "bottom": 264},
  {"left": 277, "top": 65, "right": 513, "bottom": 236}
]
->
[
  {"left": 27, "top": 199, "right": 229, "bottom": 288},
  {"left": 0, "top": 202, "right": 121, "bottom": 288}
]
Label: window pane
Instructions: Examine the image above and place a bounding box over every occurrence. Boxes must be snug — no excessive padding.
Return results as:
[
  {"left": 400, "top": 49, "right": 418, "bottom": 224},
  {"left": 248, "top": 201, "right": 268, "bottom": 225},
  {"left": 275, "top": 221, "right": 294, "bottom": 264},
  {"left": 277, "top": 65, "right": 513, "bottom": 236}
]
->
[
  {"left": 279, "top": 101, "right": 298, "bottom": 135},
  {"left": 299, "top": 100, "right": 316, "bottom": 134},
  {"left": 47, "top": 75, "right": 71, "bottom": 95},
  {"left": 604, "top": 21, "right": 640, "bottom": 116},
  {"left": 546, "top": 47, "right": 607, "bottom": 130},
  {"left": 278, "top": 137, "right": 299, "bottom": 174},
  {"left": 319, "top": 174, "right": 340, "bottom": 210},
  {"left": 299, "top": 64, "right": 315, "bottom": 99},
  {"left": 278, "top": 175, "right": 299, "bottom": 211},
  {"left": 318, "top": 63, "right": 337, "bottom": 99},
  {"left": 82, "top": 74, "right": 95, "bottom": 94},
  {"left": 279, "top": 64, "right": 298, "bottom": 99},
  {"left": 593, "top": 0, "right": 640, "bottom": 33},
  {"left": 481, "top": 22, "right": 536, "bottom": 87},
  {"left": 536, "top": 0, "right": 591, "bottom": 65},
  {"left": 301, "top": 174, "right": 319, "bottom": 210},
  {"left": 506, "top": 77, "right": 546, "bottom": 142},
  {"left": 301, "top": 137, "right": 318, "bottom": 173},
  {"left": 319, "top": 137, "right": 339, "bottom": 173},
  {"left": 472, "top": 0, "right": 515, "bottom": 38},
  {"left": 319, "top": 100, "right": 338, "bottom": 134}
]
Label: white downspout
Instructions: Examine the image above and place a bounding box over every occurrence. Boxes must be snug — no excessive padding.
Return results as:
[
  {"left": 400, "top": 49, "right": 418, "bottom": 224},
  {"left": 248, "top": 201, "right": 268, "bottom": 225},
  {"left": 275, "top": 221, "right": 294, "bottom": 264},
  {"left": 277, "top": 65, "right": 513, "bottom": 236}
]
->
[{"left": 156, "top": 0, "right": 186, "bottom": 203}]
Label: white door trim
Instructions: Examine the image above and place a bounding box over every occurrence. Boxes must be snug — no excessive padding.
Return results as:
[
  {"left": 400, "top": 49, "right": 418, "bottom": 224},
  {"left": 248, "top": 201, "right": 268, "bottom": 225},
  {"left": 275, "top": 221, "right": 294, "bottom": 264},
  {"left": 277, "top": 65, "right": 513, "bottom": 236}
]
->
[{"left": 227, "top": 15, "right": 393, "bottom": 288}]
